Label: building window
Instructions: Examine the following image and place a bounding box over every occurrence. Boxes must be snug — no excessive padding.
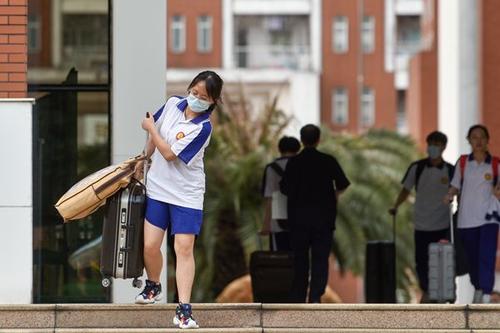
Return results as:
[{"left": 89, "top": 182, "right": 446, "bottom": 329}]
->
[
  {"left": 171, "top": 15, "right": 186, "bottom": 53},
  {"left": 28, "top": 15, "right": 41, "bottom": 53},
  {"left": 332, "top": 16, "right": 349, "bottom": 53},
  {"left": 332, "top": 87, "right": 349, "bottom": 125},
  {"left": 361, "top": 87, "right": 375, "bottom": 127},
  {"left": 197, "top": 15, "right": 212, "bottom": 53},
  {"left": 362, "top": 16, "right": 375, "bottom": 53}
]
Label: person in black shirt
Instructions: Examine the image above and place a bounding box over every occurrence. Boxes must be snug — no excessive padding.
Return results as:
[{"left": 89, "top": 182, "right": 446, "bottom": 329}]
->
[{"left": 280, "top": 124, "right": 350, "bottom": 303}]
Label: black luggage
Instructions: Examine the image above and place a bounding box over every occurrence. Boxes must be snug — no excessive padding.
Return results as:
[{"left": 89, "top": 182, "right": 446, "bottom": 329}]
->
[
  {"left": 250, "top": 250, "right": 294, "bottom": 303},
  {"left": 100, "top": 180, "right": 146, "bottom": 288},
  {"left": 365, "top": 216, "right": 396, "bottom": 303}
]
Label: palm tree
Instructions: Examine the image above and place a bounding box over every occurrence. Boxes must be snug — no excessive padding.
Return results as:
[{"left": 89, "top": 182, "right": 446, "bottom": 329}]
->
[
  {"left": 320, "top": 129, "right": 419, "bottom": 300},
  {"left": 191, "top": 86, "right": 420, "bottom": 302}
]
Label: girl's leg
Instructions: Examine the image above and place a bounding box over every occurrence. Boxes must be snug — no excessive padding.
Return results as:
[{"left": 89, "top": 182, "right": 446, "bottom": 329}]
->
[
  {"left": 143, "top": 220, "right": 166, "bottom": 282},
  {"left": 174, "top": 233, "right": 196, "bottom": 303},
  {"left": 478, "top": 223, "right": 499, "bottom": 295},
  {"left": 459, "top": 227, "right": 481, "bottom": 290}
]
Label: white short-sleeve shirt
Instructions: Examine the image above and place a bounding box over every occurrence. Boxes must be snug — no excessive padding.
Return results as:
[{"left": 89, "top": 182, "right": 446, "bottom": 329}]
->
[
  {"left": 451, "top": 154, "right": 500, "bottom": 229},
  {"left": 146, "top": 96, "right": 212, "bottom": 210},
  {"left": 263, "top": 157, "right": 290, "bottom": 232}
]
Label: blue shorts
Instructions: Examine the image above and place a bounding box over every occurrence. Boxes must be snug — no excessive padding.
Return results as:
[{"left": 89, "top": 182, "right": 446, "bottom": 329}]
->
[{"left": 145, "top": 196, "right": 203, "bottom": 235}]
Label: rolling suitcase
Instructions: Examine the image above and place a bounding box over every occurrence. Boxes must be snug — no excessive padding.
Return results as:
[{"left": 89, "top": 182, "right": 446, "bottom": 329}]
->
[
  {"left": 100, "top": 180, "right": 146, "bottom": 288},
  {"left": 428, "top": 204, "right": 456, "bottom": 303},
  {"left": 250, "top": 234, "right": 294, "bottom": 303},
  {"left": 365, "top": 215, "right": 396, "bottom": 303}
]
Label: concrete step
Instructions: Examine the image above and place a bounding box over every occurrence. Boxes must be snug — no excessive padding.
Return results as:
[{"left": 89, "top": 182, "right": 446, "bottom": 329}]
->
[
  {"left": 3, "top": 329, "right": 500, "bottom": 333},
  {"left": 1, "top": 304, "right": 500, "bottom": 330}
]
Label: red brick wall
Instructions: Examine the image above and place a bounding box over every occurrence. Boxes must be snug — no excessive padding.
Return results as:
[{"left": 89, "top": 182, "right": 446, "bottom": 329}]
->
[
  {"left": 479, "top": 0, "right": 500, "bottom": 157},
  {"left": 167, "top": 0, "right": 222, "bottom": 68},
  {"left": 0, "top": 0, "right": 27, "bottom": 98},
  {"left": 406, "top": 0, "right": 438, "bottom": 150},
  {"left": 322, "top": 0, "right": 396, "bottom": 133},
  {"left": 406, "top": 50, "right": 437, "bottom": 150}
]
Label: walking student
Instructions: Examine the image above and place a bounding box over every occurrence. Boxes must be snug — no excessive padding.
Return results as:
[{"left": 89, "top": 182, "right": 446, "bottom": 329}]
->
[
  {"left": 445, "top": 124, "right": 500, "bottom": 303},
  {"left": 261, "top": 136, "right": 301, "bottom": 251},
  {"left": 389, "top": 131, "right": 454, "bottom": 302},
  {"left": 136, "top": 70, "right": 223, "bottom": 329}
]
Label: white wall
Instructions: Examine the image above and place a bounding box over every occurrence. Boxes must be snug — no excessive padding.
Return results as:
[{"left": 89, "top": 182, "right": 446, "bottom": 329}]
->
[
  {"left": 0, "top": 99, "right": 35, "bottom": 304},
  {"left": 112, "top": 0, "right": 167, "bottom": 303},
  {"left": 439, "top": 0, "right": 479, "bottom": 163}
]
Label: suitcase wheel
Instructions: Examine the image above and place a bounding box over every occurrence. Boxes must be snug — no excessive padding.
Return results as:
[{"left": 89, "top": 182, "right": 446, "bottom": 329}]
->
[
  {"left": 132, "top": 278, "right": 143, "bottom": 289},
  {"left": 101, "top": 278, "right": 111, "bottom": 288}
]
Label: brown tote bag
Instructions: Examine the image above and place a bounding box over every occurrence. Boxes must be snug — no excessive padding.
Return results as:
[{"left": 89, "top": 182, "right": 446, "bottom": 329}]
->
[{"left": 54, "top": 155, "right": 146, "bottom": 222}]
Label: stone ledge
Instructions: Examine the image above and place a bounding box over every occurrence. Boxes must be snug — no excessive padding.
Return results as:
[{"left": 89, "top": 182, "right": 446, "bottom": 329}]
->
[{"left": 1, "top": 303, "right": 500, "bottom": 330}]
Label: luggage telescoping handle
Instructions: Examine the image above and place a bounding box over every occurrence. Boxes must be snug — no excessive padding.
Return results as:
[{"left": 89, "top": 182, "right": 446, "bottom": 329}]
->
[
  {"left": 392, "top": 213, "right": 396, "bottom": 244},
  {"left": 142, "top": 112, "right": 151, "bottom": 185},
  {"left": 449, "top": 202, "right": 454, "bottom": 244}
]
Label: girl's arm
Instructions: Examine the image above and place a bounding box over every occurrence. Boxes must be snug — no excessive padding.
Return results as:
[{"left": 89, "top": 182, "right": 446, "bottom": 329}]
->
[{"left": 142, "top": 113, "right": 177, "bottom": 162}]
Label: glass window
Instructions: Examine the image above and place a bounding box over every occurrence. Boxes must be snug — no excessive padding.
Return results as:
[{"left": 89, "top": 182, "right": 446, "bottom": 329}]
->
[
  {"left": 62, "top": 14, "right": 108, "bottom": 70},
  {"left": 28, "top": 14, "right": 41, "bottom": 53},
  {"left": 333, "top": 16, "right": 349, "bottom": 53},
  {"left": 197, "top": 15, "right": 212, "bottom": 53},
  {"left": 362, "top": 16, "right": 375, "bottom": 53},
  {"left": 28, "top": 1, "right": 109, "bottom": 85},
  {"left": 332, "top": 87, "right": 349, "bottom": 125},
  {"left": 171, "top": 15, "right": 186, "bottom": 53},
  {"left": 28, "top": 0, "right": 110, "bottom": 303},
  {"left": 361, "top": 87, "right": 375, "bottom": 127}
]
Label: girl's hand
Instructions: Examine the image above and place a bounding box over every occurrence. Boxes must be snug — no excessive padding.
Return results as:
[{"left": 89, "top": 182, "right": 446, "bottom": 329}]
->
[
  {"left": 494, "top": 184, "right": 500, "bottom": 200},
  {"left": 443, "top": 193, "right": 454, "bottom": 204},
  {"left": 141, "top": 112, "right": 155, "bottom": 133}
]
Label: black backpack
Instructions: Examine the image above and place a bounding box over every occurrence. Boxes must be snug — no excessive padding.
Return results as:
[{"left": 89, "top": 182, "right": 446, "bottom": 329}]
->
[{"left": 414, "top": 159, "right": 454, "bottom": 191}]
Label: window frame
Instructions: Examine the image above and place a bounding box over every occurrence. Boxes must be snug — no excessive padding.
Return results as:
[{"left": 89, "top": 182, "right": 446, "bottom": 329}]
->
[
  {"left": 361, "top": 87, "right": 375, "bottom": 127},
  {"left": 332, "top": 87, "right": 349, "bottom": 125},
  {"left": 171, "top": 15, "right": 186, "bottom": 53},
  {"left": 197, "top": 15, "right": 213, "bottom": 53},
  {"left": 332, "top": 16, "right": 349, "bottom": 54}
]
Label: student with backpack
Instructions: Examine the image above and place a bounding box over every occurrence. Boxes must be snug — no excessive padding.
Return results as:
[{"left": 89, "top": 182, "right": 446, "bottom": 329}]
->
[
  {"left": 261, "top": 136, "right": 301, "bottom": 251},
  {"left": 444, "top": 124, "right": 500, "bottom": 303},
  {"left": 389, "top": 131, "right": 454, "bottom": 303}
]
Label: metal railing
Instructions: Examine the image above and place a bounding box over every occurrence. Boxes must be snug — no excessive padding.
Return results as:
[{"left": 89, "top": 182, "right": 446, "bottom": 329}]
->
[{"left": 234, "top": 44, "right": 312, "bottom": 70}]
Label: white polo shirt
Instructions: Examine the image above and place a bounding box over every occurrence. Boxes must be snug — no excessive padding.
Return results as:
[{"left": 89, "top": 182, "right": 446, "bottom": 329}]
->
[
  {"left": 402, "top": 159, "right": 453, "bottom": 231},
  {"left": 263, "top": 157, "right": 290, "bottom": 232},
  {"left": 146, "top": 96, "right": 212, "bottom": 210},
  {"left": 451, "top": 154, "right": 500, "bottom": 229}
]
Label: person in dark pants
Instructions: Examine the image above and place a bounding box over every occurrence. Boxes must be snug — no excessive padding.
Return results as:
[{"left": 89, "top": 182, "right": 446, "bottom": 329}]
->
[
  {"left": 261, "top": 136, "right": 301, "bottom": 251},
  {"left": 445, "top": 124, "right": 500, "bottom": 303},
  {"left": 280, "top": 124, "right": 350, "bottom": 303},
  {"left": 389, "top": 131, "right": 454, "bottom": 303}
]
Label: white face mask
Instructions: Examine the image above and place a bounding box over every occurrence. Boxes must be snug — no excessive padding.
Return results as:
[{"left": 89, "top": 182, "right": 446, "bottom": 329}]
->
[
  {"left": 427, "top": 145, "right": 441, "bottom": 159},
  {"left": 186, "top": 93, "right": 211, "bottom": 113}
]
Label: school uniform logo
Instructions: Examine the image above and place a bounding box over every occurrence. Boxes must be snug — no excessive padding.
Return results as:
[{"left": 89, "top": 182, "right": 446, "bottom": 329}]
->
[
  {"left": 441, "top": 177, "right": 449, "bottom": 184},
  {"left": 485, "top": 173, "right": 493, "bottom": 181},
  {"left": 176, "top": 132, "right": 185, "bottom": 140}
]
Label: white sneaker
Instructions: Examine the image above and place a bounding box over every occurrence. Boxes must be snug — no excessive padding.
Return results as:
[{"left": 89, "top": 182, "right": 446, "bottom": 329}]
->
[
  {"left": 179, "top": 316, "right": 199, "bottom": 329},
  {"left": 174, "top": 303, "right": 199, "bottom": 329},
  {"left": 134, "top": 280, "right": 162, "bottom": 304}
]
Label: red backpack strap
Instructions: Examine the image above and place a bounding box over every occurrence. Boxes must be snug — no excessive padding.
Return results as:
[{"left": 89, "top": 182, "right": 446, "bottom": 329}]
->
[
  {"left": 459, "top": 155, "right": 468, "bottom": 183},
  {"left": 492, "top": 156, "right": 499, "bottom": 186}
]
